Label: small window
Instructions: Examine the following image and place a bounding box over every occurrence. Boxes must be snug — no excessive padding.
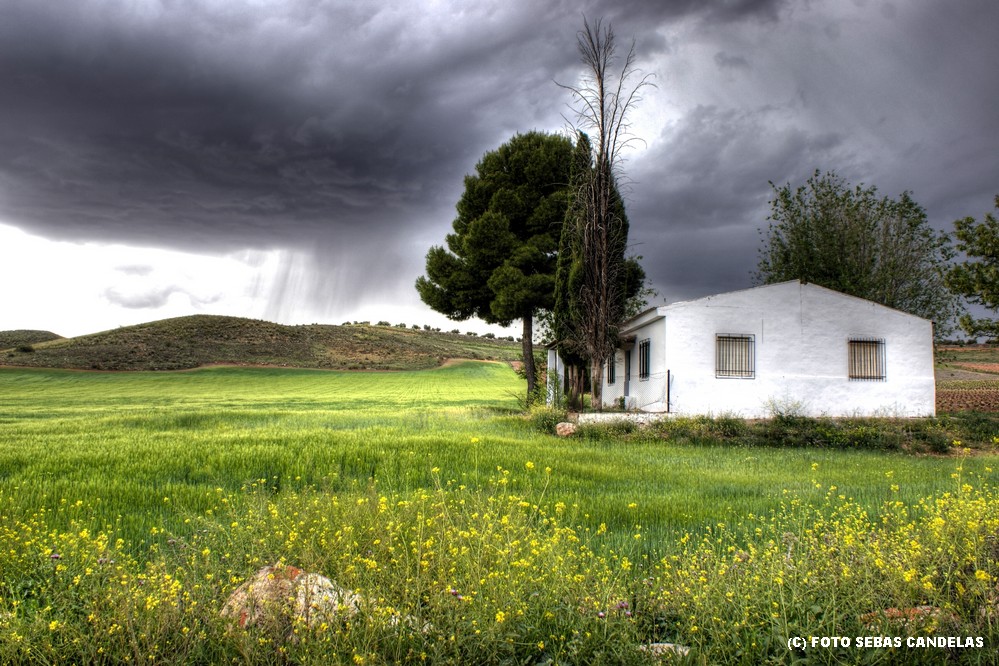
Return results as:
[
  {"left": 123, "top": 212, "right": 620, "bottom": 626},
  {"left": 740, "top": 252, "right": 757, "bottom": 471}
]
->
[
  {"left": 607, "top": 355, "right": 616, "bottom": 385},
  {"left": 716, "top": 334, "right": 755, "bottom": 378},
  {"left": 638, "top": 339, "right": 651, "bottom": 380},
  {"left": 849, "top": 339, "right": 886, "bottom": 381}
]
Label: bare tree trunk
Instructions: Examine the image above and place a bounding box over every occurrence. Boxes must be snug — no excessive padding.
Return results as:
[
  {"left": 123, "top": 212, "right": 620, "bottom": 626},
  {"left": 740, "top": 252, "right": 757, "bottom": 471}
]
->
[
  {"left": 590, "top": 358, "right": 604, "bottom": 410},
  {"left": 567, "top": 364, "right": 585, "bottom": 411},
  {"left": 557, "top": 17, "right": 653, "bottom": 411}
]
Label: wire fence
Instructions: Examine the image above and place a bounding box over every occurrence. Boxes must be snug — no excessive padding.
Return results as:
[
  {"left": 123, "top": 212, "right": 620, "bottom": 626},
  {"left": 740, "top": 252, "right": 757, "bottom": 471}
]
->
[
  {"left": 624, "top": 371, "right": 668, "bottom": 411},
  {"left": 547, "top": 366, "right": 671, "bottom": 412}
]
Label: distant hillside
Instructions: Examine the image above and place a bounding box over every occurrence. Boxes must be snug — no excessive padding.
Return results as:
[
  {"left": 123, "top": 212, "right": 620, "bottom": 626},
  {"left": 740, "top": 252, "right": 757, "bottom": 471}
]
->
[
  {"left": 0, "top": 330, "right": 63, "bottom": 350},
  {"left": 0, "top": 315, "right": 521, "bottom": 371}
]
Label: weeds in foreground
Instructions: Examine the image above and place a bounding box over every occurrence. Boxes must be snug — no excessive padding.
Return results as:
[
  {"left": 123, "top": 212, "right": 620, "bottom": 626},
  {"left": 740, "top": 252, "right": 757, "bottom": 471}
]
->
[{"left": 1, "top": 462, "right": 997, "bottom": 664}]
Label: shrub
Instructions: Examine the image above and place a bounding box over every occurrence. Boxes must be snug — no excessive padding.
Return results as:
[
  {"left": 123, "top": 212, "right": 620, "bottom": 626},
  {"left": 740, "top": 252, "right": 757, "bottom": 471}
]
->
[
  {"left": 575, "top": 419, "right": 639, "bottom": 441},
  {"left": 648, "top": 415, "right": 714, "bottom": 442},
  {"left": 528, "top": 403, "right": 567, "bottom": 434}
]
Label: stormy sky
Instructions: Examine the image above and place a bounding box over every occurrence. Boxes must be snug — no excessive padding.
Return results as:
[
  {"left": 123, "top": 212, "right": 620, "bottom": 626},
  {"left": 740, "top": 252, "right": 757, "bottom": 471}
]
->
[{"left": 1, "top": 0, "right": 997, "bottom": 337}]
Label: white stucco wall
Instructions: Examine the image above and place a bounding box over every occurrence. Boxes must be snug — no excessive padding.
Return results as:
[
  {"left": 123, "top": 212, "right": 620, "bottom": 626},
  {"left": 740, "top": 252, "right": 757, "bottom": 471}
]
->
[
  {"left": 598, "top": 281, "right": 936, "bottom": 418},
  {"left": 546, "top": 347, "right": 566, "bottom": 405},
  {"left": 600, "top": 309, "right": 668, "bottom": 411}
]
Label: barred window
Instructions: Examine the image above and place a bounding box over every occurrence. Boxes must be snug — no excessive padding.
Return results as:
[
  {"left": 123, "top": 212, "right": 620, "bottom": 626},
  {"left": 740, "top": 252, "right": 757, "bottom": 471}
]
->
[
  {"left": 716, "top": 334, "right": 755, "bottom": 378},
  {"left": 638, "top": 339, "right": 651, "bottom": 380},
  {"left": 607, "top": 355, "right": 616, "bottom": 385},
  {"left": 849, "top": 339, "right": 886, "bottom": 381}
]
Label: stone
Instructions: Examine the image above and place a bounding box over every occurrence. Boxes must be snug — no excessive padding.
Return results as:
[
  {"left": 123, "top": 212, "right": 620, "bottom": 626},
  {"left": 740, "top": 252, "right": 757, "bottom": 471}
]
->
[
  {"left": 640, "top": 642, "right": 691, "bottom": 659},
  {"left": 555, "top": 422, "right": 577, "bottom": 437},
  {"left": 293, "top": 572, "right": 362, "bottom": 627},
  {"left": 221, "top": 564, "right": 360, "bottom": 631},
  {"left": 860, "top": 605, "right": 958, "bottom": 631}
]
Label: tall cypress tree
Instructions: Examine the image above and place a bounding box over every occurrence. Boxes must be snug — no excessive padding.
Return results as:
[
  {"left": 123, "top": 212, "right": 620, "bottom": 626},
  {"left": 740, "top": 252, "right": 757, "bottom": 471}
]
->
[
  {"left": 551, "top": 133, "right": 591, "bottom": 409},
  {"left": 553, "top": 131, "right": 646, "bottom": 409}
]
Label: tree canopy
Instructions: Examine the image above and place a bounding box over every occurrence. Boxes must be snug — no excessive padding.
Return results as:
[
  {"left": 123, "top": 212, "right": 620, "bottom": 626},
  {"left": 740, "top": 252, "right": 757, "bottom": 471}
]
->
[
  {"left": 756, "top": 170, "right": 958, "bottom": 334},
  {"left": 944, "top": 195, "right": 999, "bottom": 337},
  {"left": 415, "top": 131, "right": 574, "bottom": 397}
]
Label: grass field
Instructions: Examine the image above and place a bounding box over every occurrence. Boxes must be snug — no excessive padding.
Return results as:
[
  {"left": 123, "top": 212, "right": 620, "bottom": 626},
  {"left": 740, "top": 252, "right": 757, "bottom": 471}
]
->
[
  {"left": 2, "top": 363, "right": 992, "bottom": 545},
  {"left": 2, "top": 363, "right": 998, "bottom": 664}
]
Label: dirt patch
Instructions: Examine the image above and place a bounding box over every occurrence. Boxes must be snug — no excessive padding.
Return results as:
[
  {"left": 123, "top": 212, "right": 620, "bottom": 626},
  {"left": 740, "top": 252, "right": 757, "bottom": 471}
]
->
[
  {"left": 951, "top": 362, "right": 999, "bottom": 375},
  {"left": 936, "top": 366, "right": 999, "bottom": 381}
]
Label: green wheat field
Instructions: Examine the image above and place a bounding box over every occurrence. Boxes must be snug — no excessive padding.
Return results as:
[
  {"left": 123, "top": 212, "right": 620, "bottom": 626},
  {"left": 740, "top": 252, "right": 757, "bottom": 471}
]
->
[{"left": 1, "top": 363, "right": 997, "bottom": 664}]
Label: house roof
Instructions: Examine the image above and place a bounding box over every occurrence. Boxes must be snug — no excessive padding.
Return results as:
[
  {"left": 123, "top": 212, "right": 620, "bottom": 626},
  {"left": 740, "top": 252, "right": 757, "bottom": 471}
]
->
[{"left": 619, "top": 279, "right": 932, "bottom": 336}]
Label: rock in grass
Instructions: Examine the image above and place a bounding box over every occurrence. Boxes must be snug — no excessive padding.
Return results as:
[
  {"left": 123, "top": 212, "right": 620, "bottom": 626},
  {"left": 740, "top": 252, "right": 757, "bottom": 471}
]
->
[
  {"left": 859, "top": 605, "right": 959, "bottom": 632},
  {"left": 640, "top": 642, "right": 691, "bottom": 659},
  {"left": 555, "top": 422, "right": 577, "bottom": 437},
  {"left": 220, "top": 564, "right": 361, "bottom": 630}
]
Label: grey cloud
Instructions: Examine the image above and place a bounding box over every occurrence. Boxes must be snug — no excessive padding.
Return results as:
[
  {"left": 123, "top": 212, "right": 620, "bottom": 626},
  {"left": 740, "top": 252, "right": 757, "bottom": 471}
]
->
[
  {"left": 115, "top": 265, "right": 155, "bottom": 277},
  {"left": 1, "top": 0, "right": 997, "bottom": 324},
  {"left": 714, "top": 52, "right": 750, "bottom": 70},
  {"left": 103, "top": 286, "right": 181, "bottom": 310},
  {"left": 103, "top": 284, "right": 223, "bottom": 310},
  {"left": 626, "top": 104, "right": 848, "bottom": 300}
]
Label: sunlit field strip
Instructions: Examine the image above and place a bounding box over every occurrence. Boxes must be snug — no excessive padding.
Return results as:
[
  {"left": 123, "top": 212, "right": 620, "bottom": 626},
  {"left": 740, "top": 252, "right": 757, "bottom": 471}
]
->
[{"left": 2, "top": 363, "right": 995, "bottom": 552}]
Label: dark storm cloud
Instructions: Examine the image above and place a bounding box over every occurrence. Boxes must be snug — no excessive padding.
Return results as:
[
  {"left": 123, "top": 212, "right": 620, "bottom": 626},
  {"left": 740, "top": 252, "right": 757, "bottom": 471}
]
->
[
  {"left": 714, "top": 52, "right": 750, "bottom": 70},
  {"left": 627, "top": 103, "right": 846, "bottom": 299},
  {"left": 0, "top": 1, "right": 577, "bottom": 252},
  {"left": 1, "top": 0, "right": 998, "bottom": 322}
]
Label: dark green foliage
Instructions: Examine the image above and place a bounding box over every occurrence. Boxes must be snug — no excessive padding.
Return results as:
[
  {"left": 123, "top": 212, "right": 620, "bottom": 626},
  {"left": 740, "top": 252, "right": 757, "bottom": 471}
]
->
[
  {"left": 945, "top": 195, "right": 999, "bottom": 337},
  {"left": 574, "top": 418, "right": 639, "bottom": 441},
  {"left": 757, "top": 170, "right": 959, "bottom": 334},
  {"left": 417, "top": 132, "right": 573, "bottom": 326},
  {"left": 527, "top": 404, "right": 568, "bottom": 435},
  {"left": 549, "top": 413, "right": 987, "bottom": 454},
  {"left": 548, "top": 134, "right": 593, "bottom": 409},
  {"left": 416, "top": 131, "right": 574, "bottom": 397}
]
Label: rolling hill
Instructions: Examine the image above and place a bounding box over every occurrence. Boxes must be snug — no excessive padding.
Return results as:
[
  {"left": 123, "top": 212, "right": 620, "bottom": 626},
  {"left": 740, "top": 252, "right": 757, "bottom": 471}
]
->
[
  {"left": 0, "top": 330, "right": 63, "bottom": 349},
  {"left": 0, "top": 315, "right": 522, "bottom": 371}
]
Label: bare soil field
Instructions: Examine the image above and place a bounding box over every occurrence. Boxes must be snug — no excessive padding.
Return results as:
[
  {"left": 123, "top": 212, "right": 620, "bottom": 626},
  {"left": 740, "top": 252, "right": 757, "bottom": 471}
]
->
[{"left": 937, "top": 345, "right": 999, "bottom": 412}]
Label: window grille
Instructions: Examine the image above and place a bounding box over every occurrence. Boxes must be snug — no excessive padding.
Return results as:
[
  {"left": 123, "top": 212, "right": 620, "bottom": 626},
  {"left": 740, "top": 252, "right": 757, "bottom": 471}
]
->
[
  {"left": 716, "top": 334, "right": 755, "bottom": 378},
  {"left": 849, "top": 338, "right": 886, "bottom": 381},
  {"left": 638, "top": 339, "right": 651, "bottom": 380},
  {"left": 607, "top": 355, "right": 616, "bottom": 385}
]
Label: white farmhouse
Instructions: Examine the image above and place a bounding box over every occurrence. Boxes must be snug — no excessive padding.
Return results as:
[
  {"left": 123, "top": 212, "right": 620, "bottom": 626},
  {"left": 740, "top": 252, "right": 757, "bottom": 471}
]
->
[{"left": 547, "top": 280, "right": 936, "bottom": 418}]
